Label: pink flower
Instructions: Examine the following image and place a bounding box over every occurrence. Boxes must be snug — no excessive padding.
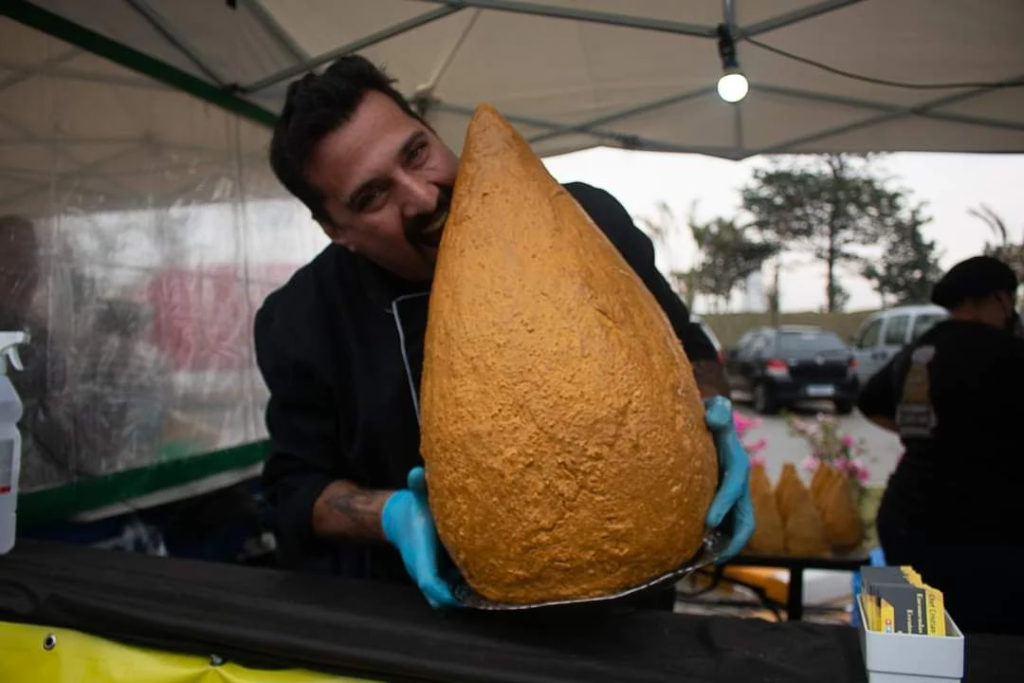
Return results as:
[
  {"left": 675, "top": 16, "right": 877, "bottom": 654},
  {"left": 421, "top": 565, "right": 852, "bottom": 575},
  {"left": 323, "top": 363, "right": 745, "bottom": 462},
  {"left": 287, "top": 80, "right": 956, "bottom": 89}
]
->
[
  {"left": 750, "top": 454, "right": 767, "bottom": 468},
  {"left": 800, "top": 455, "right": 820, "bottom": 473},
  {"left": 733, "top": 412, "right": 762, "bottom": 436},
  {"left": 850, "top": 458, "right": 871, "bottom": 483},
  {"left": 841, "top": 435, "right": 855, "bottom": 448},
  {"left": 834, "top": 458, "right": 871, "bottom": 483},
  {"left": 745, "top": 438, "right": 768, "bottom": 455}
]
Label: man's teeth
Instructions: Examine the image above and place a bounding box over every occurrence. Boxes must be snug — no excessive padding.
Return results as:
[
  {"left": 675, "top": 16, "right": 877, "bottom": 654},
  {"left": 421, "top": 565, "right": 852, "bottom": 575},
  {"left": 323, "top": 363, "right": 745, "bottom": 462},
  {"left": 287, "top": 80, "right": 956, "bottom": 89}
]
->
[{"left": 426, "top": 211, "right": 449, "bottom": 234}]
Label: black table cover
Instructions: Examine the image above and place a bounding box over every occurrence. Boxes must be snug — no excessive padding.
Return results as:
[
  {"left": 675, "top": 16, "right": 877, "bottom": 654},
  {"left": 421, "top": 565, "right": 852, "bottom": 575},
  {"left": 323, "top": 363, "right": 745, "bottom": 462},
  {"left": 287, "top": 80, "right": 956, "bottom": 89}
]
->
[{"left": 0, "top": 541, "right": 1018, "bottom": 682}]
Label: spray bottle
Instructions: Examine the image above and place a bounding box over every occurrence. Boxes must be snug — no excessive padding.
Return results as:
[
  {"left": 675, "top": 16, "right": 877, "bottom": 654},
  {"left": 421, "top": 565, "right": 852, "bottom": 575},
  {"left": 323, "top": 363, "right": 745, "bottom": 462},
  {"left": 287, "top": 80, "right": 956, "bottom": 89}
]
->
[{"left": 0, "top": 331, "right": 28, "bottom": 555}]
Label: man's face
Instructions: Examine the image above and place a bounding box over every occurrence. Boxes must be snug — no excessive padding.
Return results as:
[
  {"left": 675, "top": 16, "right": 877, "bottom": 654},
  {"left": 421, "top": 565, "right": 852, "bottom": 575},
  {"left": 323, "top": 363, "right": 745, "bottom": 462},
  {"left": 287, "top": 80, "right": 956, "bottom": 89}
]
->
[{"left": 307, "top": 91, "right": 459, "bottom": 282}]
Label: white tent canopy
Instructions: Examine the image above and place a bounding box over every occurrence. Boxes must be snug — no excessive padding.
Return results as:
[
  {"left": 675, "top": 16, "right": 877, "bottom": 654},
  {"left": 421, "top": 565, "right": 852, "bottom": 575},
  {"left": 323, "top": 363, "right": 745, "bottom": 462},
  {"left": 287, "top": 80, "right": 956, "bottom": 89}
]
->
[
  {"left": 4, "top": 0, "right": 1024, "bottom": 165},
  {"left": 1, "top": 0, "right": 1023, "bottom": 519}
]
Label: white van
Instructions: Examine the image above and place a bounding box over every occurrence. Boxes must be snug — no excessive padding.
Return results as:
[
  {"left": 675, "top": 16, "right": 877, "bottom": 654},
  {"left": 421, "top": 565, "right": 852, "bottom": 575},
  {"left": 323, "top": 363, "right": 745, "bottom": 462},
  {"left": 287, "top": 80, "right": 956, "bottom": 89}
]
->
[{"left": 851, "top": 304, "right": 948, "bottom": 383}]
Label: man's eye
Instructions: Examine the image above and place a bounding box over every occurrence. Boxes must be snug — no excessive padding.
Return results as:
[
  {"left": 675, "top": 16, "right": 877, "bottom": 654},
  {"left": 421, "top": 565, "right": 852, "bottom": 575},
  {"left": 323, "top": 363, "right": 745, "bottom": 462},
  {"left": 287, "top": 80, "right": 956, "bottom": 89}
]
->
[
  {"left": 408, "top": 143, "right": 428, "bottom": 165},
  {"left": 356, "top": 187, "right": 386, "bottom": 212}
]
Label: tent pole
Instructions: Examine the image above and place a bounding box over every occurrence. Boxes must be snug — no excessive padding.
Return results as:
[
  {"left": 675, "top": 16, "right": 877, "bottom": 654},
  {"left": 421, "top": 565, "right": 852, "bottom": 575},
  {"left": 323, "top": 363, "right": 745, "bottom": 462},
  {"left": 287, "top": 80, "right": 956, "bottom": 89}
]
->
[
  {"left": 0, "top": 0, "right": 277, "bottom": 128},
  {"left": 723, "top": 0, "right": 736, "bottom": 31},
  {"left": 240, "top": 6, "right": 464, "bottom": 94},
  {"left": 527, "top": 87, "right": 716, "bottom": 145},
  {"left": 123, "top": 0, "right": 227, "bottom": 86},
  {"left": 410, "top": 0, "right": 715, "bottom": 38},
  {"left": 416, "top": 8, "right": 482, "bottom": 101},
  {"left": 741, "top": 0, "right": 867, "bottom": 38},
  {"left": 240, "top": 0, "right": 310, "bottom": 65}
]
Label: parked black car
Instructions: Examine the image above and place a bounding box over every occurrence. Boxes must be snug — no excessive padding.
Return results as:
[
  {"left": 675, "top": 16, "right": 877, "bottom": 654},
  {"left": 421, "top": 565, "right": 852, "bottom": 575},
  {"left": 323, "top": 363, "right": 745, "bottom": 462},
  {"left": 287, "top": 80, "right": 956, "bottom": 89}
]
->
[{"left": 725, "top": 326, "right": 859, "bottom": 415}]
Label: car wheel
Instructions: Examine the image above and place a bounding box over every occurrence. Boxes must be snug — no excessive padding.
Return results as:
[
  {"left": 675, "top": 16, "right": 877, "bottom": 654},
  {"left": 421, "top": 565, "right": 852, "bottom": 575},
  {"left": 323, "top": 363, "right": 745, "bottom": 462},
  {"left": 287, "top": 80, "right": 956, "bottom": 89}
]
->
[
  {"left": 835, "top": 400, "right": 854, "bottom": 416},
  {"left": 753, "top": 383, "right": 777, "bottom": 415}
]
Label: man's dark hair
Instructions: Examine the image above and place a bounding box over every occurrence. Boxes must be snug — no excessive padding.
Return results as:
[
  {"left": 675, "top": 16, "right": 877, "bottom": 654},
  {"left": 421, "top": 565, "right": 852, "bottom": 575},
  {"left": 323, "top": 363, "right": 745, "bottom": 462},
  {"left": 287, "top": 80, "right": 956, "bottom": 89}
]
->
[{"left": 269, "top": 55, "right": 423, "bottom": 224}]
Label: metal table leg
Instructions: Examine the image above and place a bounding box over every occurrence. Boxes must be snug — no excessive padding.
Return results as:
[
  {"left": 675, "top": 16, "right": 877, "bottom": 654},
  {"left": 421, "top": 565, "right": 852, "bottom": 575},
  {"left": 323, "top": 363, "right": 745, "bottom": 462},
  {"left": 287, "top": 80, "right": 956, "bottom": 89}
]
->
[{"left": 788, "top": 568, "right": 804, "bottom": 620}]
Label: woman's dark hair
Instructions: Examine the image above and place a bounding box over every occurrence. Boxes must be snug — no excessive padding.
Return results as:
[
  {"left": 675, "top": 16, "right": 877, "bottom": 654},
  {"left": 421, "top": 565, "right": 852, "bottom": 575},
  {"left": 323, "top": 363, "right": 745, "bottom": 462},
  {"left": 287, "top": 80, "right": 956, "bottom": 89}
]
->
[
  {"left": 268, "top": 55, "right": 423, "bottom": 224},
  {"left": 930, "top": 255, "right": 1019, "bottom": 309}
]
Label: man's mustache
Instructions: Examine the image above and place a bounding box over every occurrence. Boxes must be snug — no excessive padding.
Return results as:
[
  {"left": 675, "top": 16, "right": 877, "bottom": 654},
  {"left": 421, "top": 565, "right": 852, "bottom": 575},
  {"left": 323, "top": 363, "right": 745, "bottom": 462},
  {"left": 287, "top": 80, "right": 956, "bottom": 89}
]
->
[{"left": 404, "top": 187, "right": 452, "bottom": 250}]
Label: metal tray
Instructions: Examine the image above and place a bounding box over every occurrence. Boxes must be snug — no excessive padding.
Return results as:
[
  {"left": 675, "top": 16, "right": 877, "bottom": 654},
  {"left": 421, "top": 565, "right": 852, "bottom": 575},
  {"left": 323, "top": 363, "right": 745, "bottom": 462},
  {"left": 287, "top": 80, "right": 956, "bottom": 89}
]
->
[{"left": 453, "top": 528, "right": 731, "bottom": 611}]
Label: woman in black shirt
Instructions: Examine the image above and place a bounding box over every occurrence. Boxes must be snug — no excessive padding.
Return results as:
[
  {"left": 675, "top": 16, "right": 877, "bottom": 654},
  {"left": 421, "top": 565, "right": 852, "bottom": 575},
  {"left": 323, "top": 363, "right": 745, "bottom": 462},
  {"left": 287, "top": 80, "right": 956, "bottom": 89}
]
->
[{"left": 858, "top": 256, "right": 1024, "bottom": 635}]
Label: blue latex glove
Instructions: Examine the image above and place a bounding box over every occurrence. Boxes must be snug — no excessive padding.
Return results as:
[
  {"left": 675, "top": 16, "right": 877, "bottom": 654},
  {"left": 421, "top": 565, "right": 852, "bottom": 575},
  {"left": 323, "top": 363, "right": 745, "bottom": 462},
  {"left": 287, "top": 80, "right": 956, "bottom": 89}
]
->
[
  {"left": 381, "top": 467, "right": 460, "bottom": 608},
  {"left": 703, "top": 396, "right": 756, "bottom": 562}
]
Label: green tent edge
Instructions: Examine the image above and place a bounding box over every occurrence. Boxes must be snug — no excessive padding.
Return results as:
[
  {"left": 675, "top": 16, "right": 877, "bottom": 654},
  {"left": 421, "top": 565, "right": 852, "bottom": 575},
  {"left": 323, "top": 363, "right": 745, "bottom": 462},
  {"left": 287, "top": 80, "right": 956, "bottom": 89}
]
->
[
  {"left": 1, "top": 0, "right": 279, "bottom": 129},
  {"left": 20, "top": 440, "right": 271, "bottom": 526},
  {"left": 0, "top": 2, "right": 284, "bottom": 527}
]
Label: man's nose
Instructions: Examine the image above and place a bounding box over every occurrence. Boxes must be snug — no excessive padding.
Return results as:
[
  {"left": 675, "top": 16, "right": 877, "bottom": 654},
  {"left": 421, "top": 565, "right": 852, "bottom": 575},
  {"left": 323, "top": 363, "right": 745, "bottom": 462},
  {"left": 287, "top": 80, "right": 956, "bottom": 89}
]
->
[{"left": 397, "top": 174, "right": 439, "bottom": 219}]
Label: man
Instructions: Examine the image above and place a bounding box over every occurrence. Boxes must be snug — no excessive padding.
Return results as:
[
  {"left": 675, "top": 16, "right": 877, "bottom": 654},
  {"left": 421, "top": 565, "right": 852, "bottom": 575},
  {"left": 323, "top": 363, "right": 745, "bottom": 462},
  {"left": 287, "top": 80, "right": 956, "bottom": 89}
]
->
[
  {"left": 256, "top": 56, "right": 753, "bottom": 608},
  {"left": 2, "top": 216, "right": 167, "bottom": 494},
  {"left": 0, "top": 215, "right": 71, "bottom": 492},
  {"left": 858, "top": 256, "right": 1024, "bottom": 635}
]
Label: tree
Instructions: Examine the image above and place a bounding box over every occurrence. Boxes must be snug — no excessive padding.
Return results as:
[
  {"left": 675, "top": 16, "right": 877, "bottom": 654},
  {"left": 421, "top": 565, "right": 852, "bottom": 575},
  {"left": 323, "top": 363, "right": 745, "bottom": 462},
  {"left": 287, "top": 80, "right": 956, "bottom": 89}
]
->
[
  {"left": 970, "top": 204, "right": 1024, "bottom": 306},
  {"left": 687, "top": 215, "right": 777, "bottom": 312},
  {"left": 742, "top": 154, "right": 908, "bottom": 313},
  {"left": 969, "top": 204, "right": 1013, "bottom": 248},
  {"left": 764, "top": 260, "right": 781, "bottom": 326},
  {"left": 636, "top": 202, "right": 696, "bottom": 306},
  {"left": 827, "top": 281, "right": 851, "bottom": 313},
  {"left": 862, "top": 207, "right": 943, "bottom": 306},
  {"left": 638, "top": 202, "right": 776, "bottom": 311}
]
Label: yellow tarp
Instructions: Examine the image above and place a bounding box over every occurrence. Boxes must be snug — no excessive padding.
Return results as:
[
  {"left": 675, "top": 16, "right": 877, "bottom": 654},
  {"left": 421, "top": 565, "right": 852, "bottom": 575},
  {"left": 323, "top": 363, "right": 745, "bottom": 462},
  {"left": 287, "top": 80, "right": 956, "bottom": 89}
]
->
[{"left": 0, "top": 621, "right": 375, "bottom": 683}]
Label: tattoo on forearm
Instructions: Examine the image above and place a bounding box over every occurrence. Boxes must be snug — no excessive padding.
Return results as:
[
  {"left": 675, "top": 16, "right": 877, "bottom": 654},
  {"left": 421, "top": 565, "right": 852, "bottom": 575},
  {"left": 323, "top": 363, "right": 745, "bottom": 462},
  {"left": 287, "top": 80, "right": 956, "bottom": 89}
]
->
[
  {"left": 326, "top": 487, "right": 385, "bottom": 537},
  {"left": 691, "top": 359, "right": 730, "bottom": 399}
]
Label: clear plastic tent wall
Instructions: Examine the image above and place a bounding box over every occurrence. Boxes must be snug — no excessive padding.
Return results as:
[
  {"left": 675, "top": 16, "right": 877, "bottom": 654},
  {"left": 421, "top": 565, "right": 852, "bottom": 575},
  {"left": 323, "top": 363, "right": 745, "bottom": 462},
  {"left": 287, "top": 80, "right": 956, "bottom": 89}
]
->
[{"left": 0, "top": 18, "right": 327, "bottom": 517}]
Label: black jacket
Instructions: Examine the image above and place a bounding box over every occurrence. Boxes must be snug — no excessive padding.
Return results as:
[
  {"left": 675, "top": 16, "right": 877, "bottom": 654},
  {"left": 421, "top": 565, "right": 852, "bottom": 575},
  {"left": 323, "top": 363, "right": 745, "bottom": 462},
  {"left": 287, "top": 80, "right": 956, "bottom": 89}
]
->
[
  {"left": 858, "top": 319, "right": 1024, "bottom": 547},
  {"left": 255, "top": 182, "right": 718, "bottom": 580}
]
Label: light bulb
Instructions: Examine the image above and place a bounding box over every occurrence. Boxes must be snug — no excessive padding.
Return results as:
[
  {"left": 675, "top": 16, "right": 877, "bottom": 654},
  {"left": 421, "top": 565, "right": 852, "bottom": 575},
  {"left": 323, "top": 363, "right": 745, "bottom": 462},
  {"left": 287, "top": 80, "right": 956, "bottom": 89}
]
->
[{"left": 717, "top": 71, "right": 748, "bottom": 103}]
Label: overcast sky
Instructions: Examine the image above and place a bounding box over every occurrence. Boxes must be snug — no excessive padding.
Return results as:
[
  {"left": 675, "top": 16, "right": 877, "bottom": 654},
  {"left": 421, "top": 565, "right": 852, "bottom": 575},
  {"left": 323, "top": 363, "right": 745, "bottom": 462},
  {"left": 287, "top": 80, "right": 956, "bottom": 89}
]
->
[{"left": 543, "top": 149, "right": 1024, "bottom": 314}]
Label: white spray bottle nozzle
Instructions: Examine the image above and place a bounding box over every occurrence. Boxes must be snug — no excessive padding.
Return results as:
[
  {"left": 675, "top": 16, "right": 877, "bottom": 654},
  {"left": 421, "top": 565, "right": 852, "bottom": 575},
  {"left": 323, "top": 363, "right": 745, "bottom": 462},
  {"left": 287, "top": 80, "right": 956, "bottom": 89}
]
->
[{"left": 0, "top": 331, "right": 29, "bottom": 375}]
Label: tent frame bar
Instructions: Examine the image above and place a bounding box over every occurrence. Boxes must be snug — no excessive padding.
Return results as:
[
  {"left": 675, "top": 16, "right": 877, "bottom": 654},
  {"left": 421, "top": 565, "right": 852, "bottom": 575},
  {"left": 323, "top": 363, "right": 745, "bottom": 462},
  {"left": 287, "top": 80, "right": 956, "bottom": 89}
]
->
[
  {"left": 1, "top": 0, "right": 276, "bottom": 128},
  {"left": 414, "top": 0, "right": 715, "bottom": 37},
  {"left": 2, "top": 0, "right": 1019, "bottom": 164},
  {"left": 0, "top": 61, "right": 170, "bottom": 90},
  {"left": 413, "top": 0, "right": 862, "bottom": 39},
  {"left": 0, "top": 144, "right": 138, "bottom": 207},
  {"left": 240, "top": 5, "right": 464, "bottom": 93},
  {"left": 0, "top": 108, "right": 117, "bottom": 182},
  {"left": 526, "top": 86, "right": 715, "bottom": 146},
  {"left": 507, "top": 0, "right": 869, "bottom": 152},
  {"left": 0, "top": 47, "right": 79, "bottom": 94},
  {"left": 123, "top": 0, "right": 226, "bottom": 86},
  {"left": 753, "top": 71, "right": 1024, "bottom": 155},
  {"left": 434, "top": 101, "right": 660, "bottom": 150},
  {"left": 755, "top": 83, "right": 1024, "bottom": 133},
  {"left": 741, "top": 0, "right": 866, "bottom": 37},
  {"left": 241, "top": 0, "right": 310, "bottom": 65},
  {"left": 435, "top": 101, "right": 738, "bottom": 158}
]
